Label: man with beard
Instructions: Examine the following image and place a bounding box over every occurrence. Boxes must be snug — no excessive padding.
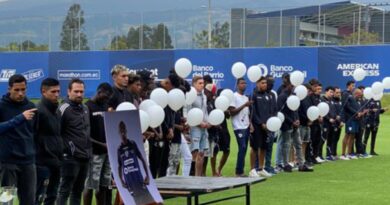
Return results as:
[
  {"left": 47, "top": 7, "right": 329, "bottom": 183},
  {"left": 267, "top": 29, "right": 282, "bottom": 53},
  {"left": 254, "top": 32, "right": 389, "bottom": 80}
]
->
[
  {"left": 57, "top": 79, "right": 91, "bottom": 205},
  {"left": 330, "top": 87, "right": 344, "bottom": 159}
]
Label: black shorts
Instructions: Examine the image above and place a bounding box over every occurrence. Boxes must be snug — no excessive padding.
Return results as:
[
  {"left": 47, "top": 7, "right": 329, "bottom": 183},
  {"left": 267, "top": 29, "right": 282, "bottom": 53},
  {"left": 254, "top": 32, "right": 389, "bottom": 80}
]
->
[
  {"left": 217, "top": 129, "right": 230, "bottom": 153},
  {"left": 250, "top": 124, "right": 268, "bottom": 150}
]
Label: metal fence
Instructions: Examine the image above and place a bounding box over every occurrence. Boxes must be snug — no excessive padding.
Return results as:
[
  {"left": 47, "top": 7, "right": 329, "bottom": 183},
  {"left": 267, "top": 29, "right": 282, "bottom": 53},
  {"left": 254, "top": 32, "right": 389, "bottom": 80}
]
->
[{"left": 1, "top": 2, "right": 390, "bottom": 52}]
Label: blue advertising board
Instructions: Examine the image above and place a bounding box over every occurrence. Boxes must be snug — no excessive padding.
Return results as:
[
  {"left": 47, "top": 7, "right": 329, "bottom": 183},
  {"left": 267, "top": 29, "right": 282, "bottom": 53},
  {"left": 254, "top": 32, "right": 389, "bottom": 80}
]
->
[
  {"left": 1, "top": 45, "right": 390, "bottom": 98},
  {"left": 318, "top": 46, "right": 387, "bottom": 89},
  {"left": 0, "top": 52, "right": 48, "bottom": 98}
]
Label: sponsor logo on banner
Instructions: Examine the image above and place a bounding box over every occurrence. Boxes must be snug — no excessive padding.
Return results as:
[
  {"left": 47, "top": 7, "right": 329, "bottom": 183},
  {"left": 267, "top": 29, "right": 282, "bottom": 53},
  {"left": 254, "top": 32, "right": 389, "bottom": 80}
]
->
[
  {"left": 127, "top": 68, "right": 159, "bottom": 79},
  {"left": 0, "top": 69, "right": 16, "bottom": 82},
  {"left": 22, "top": 69, "right": 45, "bottom": 82},
  {"left": 258, "top": 64, "right": 308, "bottom": 79},
  {"left": 337, "top": 63, "right": 380, "bottom": 77},
  {"left": 191, "top": 64, "right": 225, "bottom": 86},
  {"left": 57, "top": 70, "right": 101, "bottom": 80}
]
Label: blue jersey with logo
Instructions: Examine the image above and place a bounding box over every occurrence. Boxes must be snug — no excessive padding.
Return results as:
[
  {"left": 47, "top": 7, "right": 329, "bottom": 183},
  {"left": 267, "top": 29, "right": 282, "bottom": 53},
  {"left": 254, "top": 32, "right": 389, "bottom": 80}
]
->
[{"left": 118, "top": 139, "right": 144, "bottom": 190}]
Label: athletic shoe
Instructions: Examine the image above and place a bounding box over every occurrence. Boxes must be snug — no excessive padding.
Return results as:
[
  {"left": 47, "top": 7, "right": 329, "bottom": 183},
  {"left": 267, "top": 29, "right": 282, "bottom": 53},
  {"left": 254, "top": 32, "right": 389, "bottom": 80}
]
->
[
  {"left": 265, "top": 167, "right": 278, "bottom": 175},
  {"left": 326, "top": 156, "right": 335, "bottom": 161},
  {"left": 362, "top": 153, "right": 373, "bottom": 158},
  {"left": 249, "top": 169, "right": 260, "bottom": 178},
  {"left": 332, "top": 155, "right": 339, "bottom": 160},
  {"left": 370, "top": 152, "right": 379, "bottom": 156},
  {"left": 340, "top": 155, "right": 350, "bottom": 160},
  {"left": 349, "top": 154, "right": 358, "bottom": 159},
  {"left": 292, "top": 163, "right": 299, "bottom": 171},
  {"left": 298, "top": 165, "right": 314, "bottom": 172},
  {"left": 274, "top": 165, "right": 283, "bottom": 173},
  {"left": 283, "top": 164, "right": 293, "bottom": 173},
  {"left": 257, "top": 169, "right": 273, "bottom": 178},
  {"left": 315, "top": 157, "right": 326, "bottom": 163}
]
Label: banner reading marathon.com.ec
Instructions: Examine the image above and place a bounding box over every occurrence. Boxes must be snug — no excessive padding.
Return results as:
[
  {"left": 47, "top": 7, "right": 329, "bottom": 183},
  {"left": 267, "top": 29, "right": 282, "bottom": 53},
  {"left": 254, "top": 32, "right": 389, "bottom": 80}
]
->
[{"left": 1, "top": 45, "right": 390, "bottom": 98}]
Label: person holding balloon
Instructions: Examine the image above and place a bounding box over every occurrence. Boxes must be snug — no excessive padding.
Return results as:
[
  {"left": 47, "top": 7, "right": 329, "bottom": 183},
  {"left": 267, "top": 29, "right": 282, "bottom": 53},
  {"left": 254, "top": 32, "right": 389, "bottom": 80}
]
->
[
  {"left": 188, "top": 76, "right": 210, "bottom": 177},
  {"left": 363, "top": 98, "right": 387, "bottom": 156},
  {"left": 320, "top": 86, "right": 337, "bottom": 161}
]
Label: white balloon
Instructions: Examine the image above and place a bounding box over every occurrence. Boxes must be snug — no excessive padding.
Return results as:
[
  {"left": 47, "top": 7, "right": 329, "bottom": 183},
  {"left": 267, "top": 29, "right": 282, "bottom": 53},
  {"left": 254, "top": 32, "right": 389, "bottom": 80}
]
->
[
  {"left": 294, "top": 85, "right": 308, "bottom": 100},
  {"left": 168, "top": 88, "right": 186, "bottom": 111},
  {"left": 363, "top": 87, "right": 374, "bottom": 100},
  {"left": 208, "top": 109, "right": 225, "bottom": 125},
  {"left": 215, "top": 96, "right": 230, "bottom": 111},
  {"left": 220, "top": 89, "right": 234, "bottom": 104},
  {"left": 247, "top": 65, "right": 262, "bottom": 83},
  {"left": 287, "top": 95, "right": 300, "bottom": 111},
  {"left": 318, "top": 102, "right": 330, "bottom": 117},
  {"left": 187, "top": 108, "right": 204, "bottom": 126},
  {"left": 266, "top": 117, "right": 282, "bottom": 132},
  {"left": 382, "top": 77, "right": 390, "bottom": 89},
  {"left": 175, "top": 58, "right": 192, "bottom": 78},
  {"left": 373, "top": 92, "right": 383, "bottom": 101},
  {"left": 353, "top": 68, "right": 367, "bottom": 82},
  {"left": 277, "top": 112, "right": 285, "bottom": 123},
  {"left": 150, "top": 88, "right": 169, "bottom": 108},
  {"left": 231, "top": 62, "right": 247, "bottom": 79},
  {"left": 372, "top": 81, "right": 384, "bottom": 95},
  {"left": 147, "top": 105, "right": 165, "bottom": 128},
  {"left": 185, "top": 87, "right": 197, "bottom": 105},
  {"left": 139, "top": 99, "right": 157, "bottom": 112},
  {"left": 139, "top": 110, "right": 150, "bottom": 133},
  {"left": 116, "top": 102, "right": 136, "bottom": 111},
  {"left": 307, "top": 106, "right": 320, "bottom": 121},
  {"left": 290, "top": 70, "right": 305, "bottom": 87}
]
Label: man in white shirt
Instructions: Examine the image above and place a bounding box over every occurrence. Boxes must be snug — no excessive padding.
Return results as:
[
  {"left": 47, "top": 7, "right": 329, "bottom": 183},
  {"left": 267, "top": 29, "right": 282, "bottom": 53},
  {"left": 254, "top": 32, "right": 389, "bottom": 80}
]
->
[{"left": 228, "top": 78, "right": 252, "bottom": 177}]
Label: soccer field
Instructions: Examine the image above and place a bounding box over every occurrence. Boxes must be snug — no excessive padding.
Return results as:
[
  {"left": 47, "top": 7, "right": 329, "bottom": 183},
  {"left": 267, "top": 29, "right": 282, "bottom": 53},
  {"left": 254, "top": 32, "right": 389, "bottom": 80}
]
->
[{"left": 164, "top": 115, "right": 390, "bottom": 205}]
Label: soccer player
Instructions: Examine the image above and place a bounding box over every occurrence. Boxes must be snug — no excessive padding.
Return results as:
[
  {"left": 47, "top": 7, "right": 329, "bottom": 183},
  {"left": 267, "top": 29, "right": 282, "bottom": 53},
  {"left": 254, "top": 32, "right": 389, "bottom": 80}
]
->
[
  {"left": 108, "top": 65, "right": 133, "bottom": 111},
  {"left": 320, "top": 86, "right": 337, "bottom": 161},
  {"left": 0, "top": 74, "right": 37, "bottom": 205},
  {"left": 364, "top": 98, "right": 386, "bottom": 156},
  {"left": 117, "top": 121, "right": 155, "bottom": 205}
]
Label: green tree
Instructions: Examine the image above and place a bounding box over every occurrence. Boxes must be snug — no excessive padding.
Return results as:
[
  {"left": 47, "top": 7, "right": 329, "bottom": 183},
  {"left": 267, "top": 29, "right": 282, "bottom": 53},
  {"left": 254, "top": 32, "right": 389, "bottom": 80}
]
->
[
  {"left": 340, "top": 31, "right": 380, "bottom": 45},
  {"left": 150, "top": 23, "right": 173, "bottom": 49},
  {"left": 60, "top": 4, "right": 89, "bottom": 51},
  {"left": 194, "top": 21, "right": 230, "bottom": 48},
  {"left": 0, "top": 41, "right": 48, "bottom": 52},
  {"left": 108, "top": 35, "right": 129, "bottom": 50}
]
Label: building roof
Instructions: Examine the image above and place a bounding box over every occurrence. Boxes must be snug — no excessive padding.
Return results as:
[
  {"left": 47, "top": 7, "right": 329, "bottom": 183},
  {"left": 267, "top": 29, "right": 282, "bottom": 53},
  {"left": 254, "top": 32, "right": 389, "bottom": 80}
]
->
[{"left": 247, "top": 1, "right": 386, "bottom": 28}]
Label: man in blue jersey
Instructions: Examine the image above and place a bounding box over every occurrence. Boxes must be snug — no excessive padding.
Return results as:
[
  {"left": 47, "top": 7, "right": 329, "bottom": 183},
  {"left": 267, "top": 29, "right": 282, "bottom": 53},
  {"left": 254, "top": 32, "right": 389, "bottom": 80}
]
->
[{"left": 117, "top": 121, "right": 155, "bottom": 205}]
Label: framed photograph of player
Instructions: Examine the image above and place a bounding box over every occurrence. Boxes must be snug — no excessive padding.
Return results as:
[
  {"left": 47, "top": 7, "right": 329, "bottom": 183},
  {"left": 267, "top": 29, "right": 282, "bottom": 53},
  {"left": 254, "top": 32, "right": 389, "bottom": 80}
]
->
[{"left": 103, "top": 110, "right": 163, "bottom": 205}]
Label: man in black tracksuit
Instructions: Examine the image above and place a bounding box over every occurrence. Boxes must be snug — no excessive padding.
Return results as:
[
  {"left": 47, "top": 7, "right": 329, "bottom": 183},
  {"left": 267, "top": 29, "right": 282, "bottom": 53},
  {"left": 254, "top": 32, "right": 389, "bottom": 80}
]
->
[
  {"left": 331, "top": 87, "right": 344, "bottom": 158},
  {"left": 0, "top": 74, "right": 37, "bottom": 205},
  {"left": 250, "top": 77, "right": 272, "bottom": 176},
  {"left": 57, "top": 79, "right": 92, "bottom": 205},
  {"left": 320, "top": 87, "right": 337, "bottom": 160},
  {"left": 35, "top": 78, "right": 63, "bottom": 205},
  {"left": 364, "top": 99, "right": 386, "bottom": 155},
  {"left": 309, "top": 80, "right": 322, "bottom": 163},
  {"left": 355, "top": 93, "right": 368, "bottom": 157}
]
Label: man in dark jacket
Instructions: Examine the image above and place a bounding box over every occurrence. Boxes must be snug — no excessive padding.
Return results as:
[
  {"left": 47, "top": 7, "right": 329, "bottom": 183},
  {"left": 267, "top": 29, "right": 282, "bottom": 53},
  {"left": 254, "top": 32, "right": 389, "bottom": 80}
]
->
[
  {"left": 364, "top": 99, "right": 386, "bottom": 155},
  {"left": 108, "top": 65, "right": 133, "bottom": 111},
  {"left": 249, "top": 77, "right": 272, "bottom": 177},
  {"left": 0, "top": 74, "right": 37, "bottom": 205},
  {"left": 34, "top": 78, "right": 62, "bottom": 205},
  {"left": 309, "top": 80, "right": 323, "bottom": 163},
  {"left": 57, "top": 79, "right": 91, "bottom": 205},
  {"left": 320, "top": 86, "right": 337, "bottom": 161},
  {"left": 83, "top": 83, "right": 114, "bottom": 205},
  {"left": 298, "top": 84, "right": 313, "bottom": 164},
  {"left": 340, "top": 82, "right": 365, "bottom": 160},
  {"left": 331, "top": 87, "right": 344, "bottom": 158}
]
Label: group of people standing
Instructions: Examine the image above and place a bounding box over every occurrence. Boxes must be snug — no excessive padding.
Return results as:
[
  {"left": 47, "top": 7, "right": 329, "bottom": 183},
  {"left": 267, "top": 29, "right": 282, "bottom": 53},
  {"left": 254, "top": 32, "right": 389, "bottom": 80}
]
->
[{"left": 0, "top": 64, "right": 384, "bottom": 205}]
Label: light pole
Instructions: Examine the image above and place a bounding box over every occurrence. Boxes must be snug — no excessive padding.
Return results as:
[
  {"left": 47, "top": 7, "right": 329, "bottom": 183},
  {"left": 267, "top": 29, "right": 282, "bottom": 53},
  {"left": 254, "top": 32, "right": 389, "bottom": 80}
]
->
[{"left": 207, "top": 0, "right": 211, "bottom": 48}]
